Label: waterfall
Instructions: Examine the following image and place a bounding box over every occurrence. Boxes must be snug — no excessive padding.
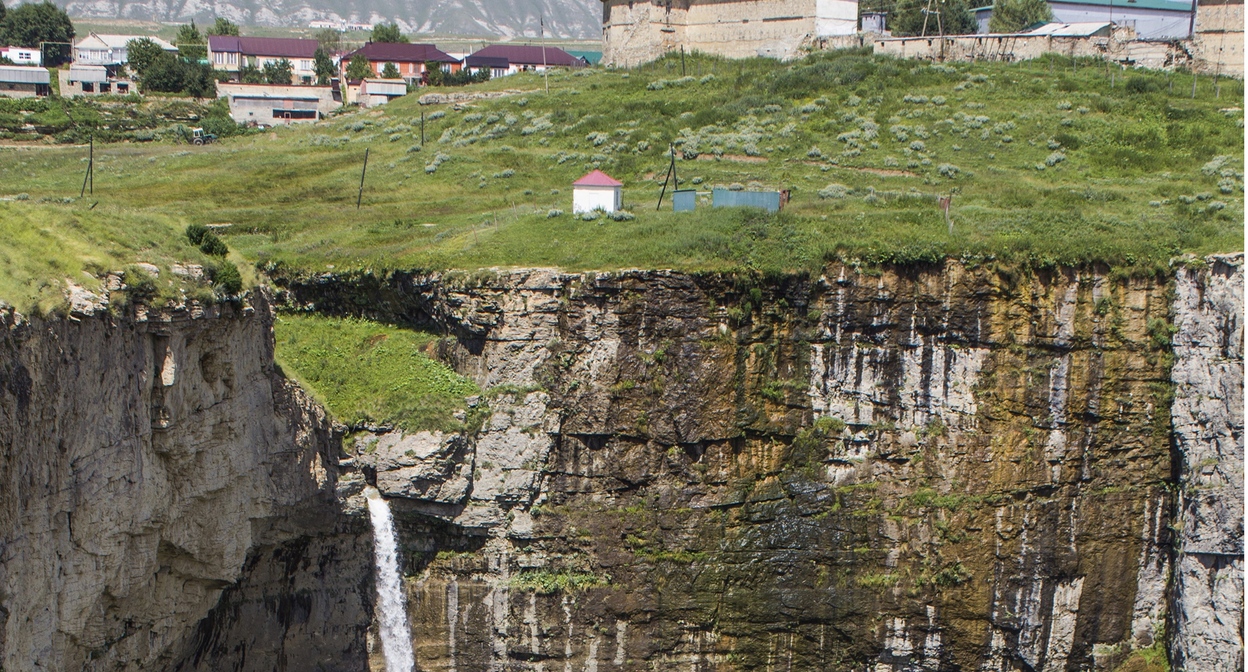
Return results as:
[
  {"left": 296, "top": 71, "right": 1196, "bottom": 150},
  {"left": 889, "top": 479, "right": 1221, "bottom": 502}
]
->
[{"left": 366, "top": 487, "right": 416, "bottom": 672}]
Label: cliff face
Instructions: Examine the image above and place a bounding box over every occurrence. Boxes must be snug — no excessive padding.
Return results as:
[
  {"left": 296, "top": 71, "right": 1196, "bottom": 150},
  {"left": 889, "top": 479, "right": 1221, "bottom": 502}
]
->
[
  {"left": 1, "top": 256, "right": 1239, "bottom": 672},
  {"left": 0, "top": 293, "right": 370, "bottom": 672},
  {"left": 285, "top": 257, "right": 1243, "bottom": 672}
]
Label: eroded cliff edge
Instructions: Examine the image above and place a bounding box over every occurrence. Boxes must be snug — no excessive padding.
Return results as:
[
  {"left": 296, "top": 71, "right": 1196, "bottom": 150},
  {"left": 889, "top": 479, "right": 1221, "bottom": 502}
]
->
[
  {"left": 0, "top": 292, "right": 371, "bottom": 671},
  {"left": 288, "top": 256, "right": 1243, "bottom": 672}
]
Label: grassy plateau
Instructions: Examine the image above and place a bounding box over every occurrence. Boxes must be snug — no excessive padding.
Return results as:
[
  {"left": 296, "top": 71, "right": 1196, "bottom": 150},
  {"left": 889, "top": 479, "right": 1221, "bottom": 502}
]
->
[{"left": 0, "top": 49, "right": 1242, "bottom": 293}]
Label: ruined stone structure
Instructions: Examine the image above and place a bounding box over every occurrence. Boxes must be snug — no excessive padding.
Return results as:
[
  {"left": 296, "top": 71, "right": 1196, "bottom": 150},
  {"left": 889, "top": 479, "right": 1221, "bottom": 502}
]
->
[{"left": 601, "top": 0, "right": 858, "bottom": 66}]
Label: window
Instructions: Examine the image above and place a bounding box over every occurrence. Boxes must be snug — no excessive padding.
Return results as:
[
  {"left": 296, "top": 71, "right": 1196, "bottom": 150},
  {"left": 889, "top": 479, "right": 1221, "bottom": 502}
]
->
[
  {"left": 117, "top": 83, "right": 129, "bottom": 93},
  {"left": 100, "top": 83, "right": 110, "bottom": 93},
  {"left": 81, "top": 82, "right": 94, "bottom": 92},
  {"left": 300, "top": 60, "right": 311, "bottom": 70},
  {"left": 214, "top": 52, "right": 223, "bottom": 64},
  {"left": 229, "top": 53, "right": 238, "bottom": 65}
]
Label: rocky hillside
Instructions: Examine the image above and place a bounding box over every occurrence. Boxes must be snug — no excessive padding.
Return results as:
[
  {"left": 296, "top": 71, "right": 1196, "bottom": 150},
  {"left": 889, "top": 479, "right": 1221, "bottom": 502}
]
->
[
  {"left": 61, "top": 0, "right": 601, "bottom": 39},
  {"left": 0, "top": 256, "right": 1240, "bottom": 670}
]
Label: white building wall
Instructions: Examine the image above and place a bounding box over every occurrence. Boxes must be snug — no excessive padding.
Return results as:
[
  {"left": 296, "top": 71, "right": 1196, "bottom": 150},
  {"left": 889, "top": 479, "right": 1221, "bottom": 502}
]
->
[
  {"left": 816, "top": 0, "right": 859, "bottom": 36},
  {"left": 572, "top": 186, "right": 621, "bottom": 213}
]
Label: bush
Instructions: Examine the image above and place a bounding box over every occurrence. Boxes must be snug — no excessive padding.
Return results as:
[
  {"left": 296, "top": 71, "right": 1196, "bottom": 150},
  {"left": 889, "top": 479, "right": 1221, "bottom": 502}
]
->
[
  {"left": 211, "top": 260, "right": 242, "bottom": 295},
  {"left": 122, "top": 266, "right": 159, "bottom": 304},
  {"left": 818, "top": 183, "right": 849, "bottom": 199},
  {"left": 547, "top": 209, "right": 563, "bottom": 218},
  {"left": 199, "top": 232, "right": 228, "bottom": 256},
  {"left": 185, "top": 223, "right": 208, "bottom": 245},
  {"left": 1125, "top": 76, "right": 1159, "bottom": 95}
]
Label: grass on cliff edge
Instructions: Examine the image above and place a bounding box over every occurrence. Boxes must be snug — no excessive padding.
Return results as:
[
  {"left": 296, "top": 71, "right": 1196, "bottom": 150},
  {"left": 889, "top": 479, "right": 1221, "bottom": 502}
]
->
[
  {"left": 273, "top": 313, "right": 480, "bottom": 432},
  {"left": 0, "top": 49, "right": 1241, "bottom": 291}
]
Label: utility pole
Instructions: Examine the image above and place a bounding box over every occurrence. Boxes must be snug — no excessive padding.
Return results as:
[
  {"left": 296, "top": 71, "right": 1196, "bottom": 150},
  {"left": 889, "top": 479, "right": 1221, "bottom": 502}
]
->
[
  {"left": 80, "top": 135, "right": 94, "bottom": 197},
  {"left": 357, "top": 148, "right": 369, "bottom": 209}
]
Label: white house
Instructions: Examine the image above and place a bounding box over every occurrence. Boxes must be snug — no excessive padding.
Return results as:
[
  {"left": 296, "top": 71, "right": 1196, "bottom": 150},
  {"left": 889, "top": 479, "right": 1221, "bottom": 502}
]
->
[
  {"left": 1, "top": 46, "right": 41, "bottom": 66},
  {"left": 572, "top": 170, "right": 623, "bottom": 214},
  {"left": 74, "top": 33, "right": 176, "bottom": 67}
]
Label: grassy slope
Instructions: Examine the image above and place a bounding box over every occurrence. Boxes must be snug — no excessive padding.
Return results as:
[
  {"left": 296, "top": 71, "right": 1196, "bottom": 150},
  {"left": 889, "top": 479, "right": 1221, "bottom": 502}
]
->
[
  {"left": 0, "top": 50, "right": 1242, "bottom": 285},
  {"left": 273, "top": 313, "right": 479, "bottom": 432}
]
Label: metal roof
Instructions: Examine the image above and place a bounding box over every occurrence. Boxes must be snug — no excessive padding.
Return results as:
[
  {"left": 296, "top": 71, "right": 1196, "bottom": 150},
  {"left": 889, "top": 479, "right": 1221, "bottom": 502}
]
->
[
  {"left": 0, "top": 65, "right": 49, "bottom": 84},
  {"left": 75, "top": 33, "right": 176, "bottom": 50},
  {"left": 68, "top": 65, "right": 109, "bottom": 82},
  {"left": 464, "top": 55, "right": 510, "bottom": 68},
  {"left": 573, "top": 170, "right": 623, "bottom": 187},
  {"left": 1048, "top": 0, "right": 1194, "bottom": 10},
  {"left": 1024, "top": 21, "right": 1114, "bottom": 35},
  {"left": 232, "top": 94, "right": 324, "bottom": 101},
  {"left": 470, "top": 44, "right": 582, "bottom": 67},
  {"left": 344, "top": 43, "right": 459, "bottom": 63},
  {"left": 208, "top": 36, "right": 321, "bottom": 59}
]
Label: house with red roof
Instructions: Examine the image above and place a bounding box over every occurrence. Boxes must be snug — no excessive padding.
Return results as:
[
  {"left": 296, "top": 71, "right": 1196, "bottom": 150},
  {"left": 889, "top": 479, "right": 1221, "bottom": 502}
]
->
[
  {"left": 572, "top": 170, "right": 623, "bottom": 214},
  {"left": 208, "top": 36, "right": 323, "bottom": 84},
  {"left": 340, "top": 43, "right": 461, "bottom": 85},
  {"left": 466, "top": 44, "right": 586, "bottom": 76}
]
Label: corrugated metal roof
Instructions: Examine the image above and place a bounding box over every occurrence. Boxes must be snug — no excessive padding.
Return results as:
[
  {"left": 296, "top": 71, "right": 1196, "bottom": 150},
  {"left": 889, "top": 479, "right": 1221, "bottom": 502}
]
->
[
  {"left": 208, "top": 36, "right": 320, "bottom": 59},
  {"left": 76, "top": 33, "right": 176, "bottom": 50},
  {"left": 232, "top": 94, "right": 324, "bottom": 101},
  {"left": 0, "top": 65, "right": 50, "bottom": 84},
  {"left": 1049, "top": 0, "right": 1193, "bottom": 10},
  {"left": 344, "top": 43, "right": 459, "bottom": 63},
  {"left": 471, "top": 45, "right": 582, "bottom": 67},
  {"left": 68, "top": 65, "right": 109, "bottom": 82},
  {"left": 363, "top": 79, "right": 408, "bottom": 95},
  {"left": 1025, "top": 21, "right": 1113, "bottom": 35}
]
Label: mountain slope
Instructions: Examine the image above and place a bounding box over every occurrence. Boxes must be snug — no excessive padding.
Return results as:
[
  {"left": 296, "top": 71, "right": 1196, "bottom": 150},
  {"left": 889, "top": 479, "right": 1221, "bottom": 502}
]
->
[{"left": 60, "top": 0, "right": 602, "bottom": 39}]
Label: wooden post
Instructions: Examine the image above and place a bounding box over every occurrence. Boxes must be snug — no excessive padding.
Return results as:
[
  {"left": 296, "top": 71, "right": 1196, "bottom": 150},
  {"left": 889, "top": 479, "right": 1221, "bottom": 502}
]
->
[
  {"left": 656, "top": 144, "right": 676, "bottom": 211},
  {"left": 357, "top": 148, "right": 369, "bottom": 209},
  {"left": 420, "top": 111, "right": 425, "bottom": 145},
  {"left": 939, "top": 195, "right": 952, "bottom": 235},
  {"left": 89, "top": 135, "right": 93, "bottom": 195},
  {"left": 1191, "top": 71, "right": 1198, "bottom": 98},
  {"left": 80, "top": 135, "right": 93, "bottom": 198},
  {"left": 681, "top": 46, "right": 686, "bottom": 76}
]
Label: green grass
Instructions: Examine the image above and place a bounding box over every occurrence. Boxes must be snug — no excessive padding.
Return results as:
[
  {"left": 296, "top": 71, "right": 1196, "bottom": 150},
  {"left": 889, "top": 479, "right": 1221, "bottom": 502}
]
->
[
  {"left": 0, "top": 201, "right": 228, "bottom": 313},
  {"left": 508, "top": 569, "right": 611, "bottom": 594},
  {"left": 272, "top": 313, "right": 480, "bottom": 432},
  {"left": 0, "top": 49, "right": 1242, "bottom": 293}
]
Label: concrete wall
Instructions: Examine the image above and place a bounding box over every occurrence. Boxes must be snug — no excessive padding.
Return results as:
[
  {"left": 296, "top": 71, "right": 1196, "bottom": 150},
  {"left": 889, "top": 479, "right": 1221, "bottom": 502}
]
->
[
  {"left": 57, "top": 70, "right": 133, "bottom": 97},
  {"left": 0, "top": 82, "right": 46, "bottom": 99},
  {"left": 217, "top": 83, "right": 340, "bottom": 125},
  {"left": 603, "top": 0, "right": 856, "bottom": 66},
  {"left": 1193, "top": 0, "right": 1244, "bottom": 75}
]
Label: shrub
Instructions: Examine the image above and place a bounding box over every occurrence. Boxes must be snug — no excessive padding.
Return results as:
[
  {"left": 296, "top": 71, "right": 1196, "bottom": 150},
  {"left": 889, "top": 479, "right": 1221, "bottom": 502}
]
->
[
  {"left": 807, "top": 146, "right": 823, "bottom": 158},
  {"left": 1045, "top": 152, "right": 1066, "bottom": 167},
  {"left": 122, "top": 266, "right": 159, "bottom": 304},
  {"left": 609, "top": 210, "right": 635, "bottom": 221},
  {"left": 185, "top": 223, "right": 208, "bottom": 245},
  {"left": 493, "top": 169, "right": 515, "bottom": 178},
  {"left": 547, "top": 209, "right": 563, "bottom": 218},
  {"left": 909, "top": 140, "right": 926, "bottom": 152},
  {"left": 211, "top": 260, "right": 242, "bottom": 295},
  {"left": 937, "top": 163, "right": 960, "bottom": 178},
  {"left": 818, "top": 183, "right": 849, "bottom": 199},
  {"left": 1125, "top": 76, "right": 1159, "bottom": 94},
  {"left": 199, "top": 232, "right": 228, "bottom": 256}
]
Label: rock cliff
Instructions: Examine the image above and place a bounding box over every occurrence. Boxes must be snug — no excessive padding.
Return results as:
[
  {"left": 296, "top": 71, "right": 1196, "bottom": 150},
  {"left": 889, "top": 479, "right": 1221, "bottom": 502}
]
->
[
  {"left": 281, "top": 257, "right": 1243, "bottom": 672},
  {"left": 0, "top": 255, "right": 1239, "bottom": 672},
  {"left": 0, "top": 292, "right": 370, "bottom": 671}
]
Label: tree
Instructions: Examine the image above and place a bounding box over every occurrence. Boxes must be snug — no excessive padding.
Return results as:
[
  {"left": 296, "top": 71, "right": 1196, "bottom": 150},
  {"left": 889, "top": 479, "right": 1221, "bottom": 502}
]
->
[
  {"left": 141, "top": 51, "right": 216, "bottom": 96},
  {"left": 989, "top": 0, "right": 1052, "bottom": 33},
  {"left": 381, "top": 61, "right": 400, "bottom": 79},
  {"left": 890, "top": 0, "right": 977, "bottom": 36},
  {"left": 0, "top": 1, "right": 75, "bottom": 65},
  {"left": 0, "top": 1, "right": 6, "bottom": 25},
  {"left": 315, "top": 27, "right": 341, "bottom": 53},
  {"left": 239, "top": 64, "right": 265, "bottom": 83},
  {"left": 126, "top": 37, "right": 166, "bottom": 75},
  {"left": 263, "top": 58, "right": 293, "bottom": 84},
  {"left": 345, "top": 52, "right": 372, "bottom": 80},
  {"left": 370, "top": 22, "right": 407, "bottom": 43},
  {"left": 313, "top": 47, "right": 335, "bottom": 85},
  {"left": 207, "top": 17, "right": 239, "bottom": 36},
  {"left": 175, "top": 21, "right": 205, "bottom": 61}
]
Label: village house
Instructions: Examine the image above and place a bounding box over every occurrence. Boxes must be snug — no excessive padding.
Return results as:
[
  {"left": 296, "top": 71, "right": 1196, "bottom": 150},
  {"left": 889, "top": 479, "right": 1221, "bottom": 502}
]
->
[
  {"left": 340, "top": 42, "right": 460, "bottom": 84},
  {"left": 972, "top": 0, "right": 1196, "bottom": 38},
  {"left": 572, "top": 170, "right": 623, "bottom": 214},
  {"left": 0, "top": 65, "right": 50, "bottom": 98},
  {"left": 59, "top": 65, "right": 133, "bottom": 96},
  {"left": 0, "top": 46, "right": 41, "bottom": 67},
  {"left": 208, "top": 36, "right": 323, "bottom": 83},
  {"left": 217, "top": 82, "right": 340, "bottom": 125},
  {"left": 466, "top": 44, "right": 585, "bottom": 75},
  {"left": 462, "top": 54, "right": 510, "bottom": 78},
  {"left": 73, "top": 33, "right": 176, "bottom": 69}
]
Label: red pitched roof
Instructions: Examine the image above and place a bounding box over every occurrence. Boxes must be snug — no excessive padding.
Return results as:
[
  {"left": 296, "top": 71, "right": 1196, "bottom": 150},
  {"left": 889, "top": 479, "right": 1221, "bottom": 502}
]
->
[
  {"left": 208, "top": 36, "right": 320, "bottom": 59},
  {"left": 345, "top": 42, "right": 459, "bottom": 63},
  {"left": 573, "top": 170, "right": 623, "bottom": 187},
  {"left": 470, "top": 44, "right": 582, "bottom": 67}
]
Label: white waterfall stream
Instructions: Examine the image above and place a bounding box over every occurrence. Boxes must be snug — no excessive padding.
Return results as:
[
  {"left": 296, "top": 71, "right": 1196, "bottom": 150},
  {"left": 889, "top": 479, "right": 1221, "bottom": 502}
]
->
[{"left": 366, "top": 487, "right": 416, "bottom": 672}]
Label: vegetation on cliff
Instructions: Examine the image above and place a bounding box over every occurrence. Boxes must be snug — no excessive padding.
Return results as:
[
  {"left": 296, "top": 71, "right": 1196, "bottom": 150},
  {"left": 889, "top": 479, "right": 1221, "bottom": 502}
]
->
[
  {"left": 0, "top": 49, "right": 1241, "bottom": 310},
  {"left": 274, "top": 313, "right": 479, "bottom": 432}
]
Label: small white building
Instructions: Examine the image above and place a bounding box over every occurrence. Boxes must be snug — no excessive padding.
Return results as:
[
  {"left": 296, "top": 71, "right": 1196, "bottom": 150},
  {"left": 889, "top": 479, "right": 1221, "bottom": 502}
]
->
[
  {"left": 73, "top": 33, "right": 176, "bottom": 67},
  {"left": 1, "top": 46, "right": 41, "bottom": 66},
  {"left": 358, "top": 78, "right": 407, "bottom": 107},
  {"left": 217, "top": 83, "right": 340, "bottom": 125},
  {"left": 572, "top": 170, "right": 623, "bottom": 214}
]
